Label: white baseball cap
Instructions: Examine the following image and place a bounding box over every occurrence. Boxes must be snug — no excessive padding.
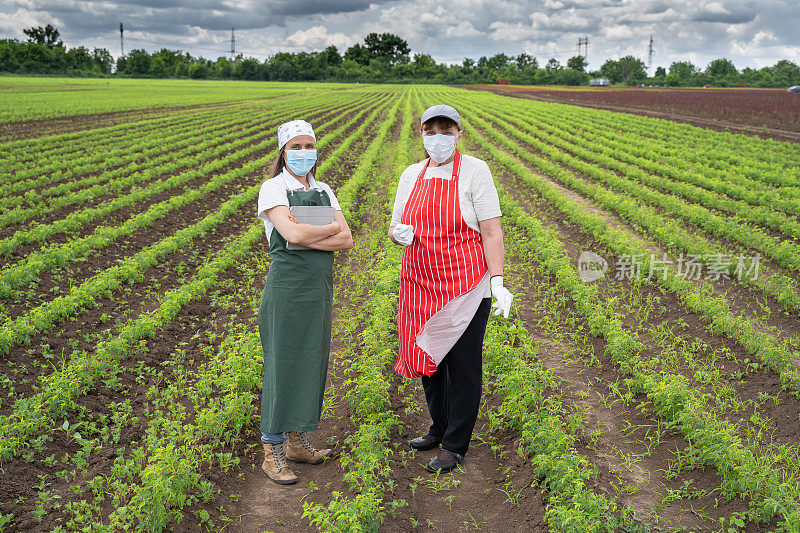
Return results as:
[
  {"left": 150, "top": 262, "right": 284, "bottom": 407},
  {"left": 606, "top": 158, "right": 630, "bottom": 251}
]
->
[{"left": 421, "top": 104, "right": 461, "bottom": 128}]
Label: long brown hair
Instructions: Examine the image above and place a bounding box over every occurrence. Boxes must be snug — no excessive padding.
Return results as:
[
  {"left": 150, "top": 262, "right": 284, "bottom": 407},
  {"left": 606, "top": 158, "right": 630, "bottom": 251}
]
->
[{"left": 268, "top": 145, "right": 319, "bottom": 179}]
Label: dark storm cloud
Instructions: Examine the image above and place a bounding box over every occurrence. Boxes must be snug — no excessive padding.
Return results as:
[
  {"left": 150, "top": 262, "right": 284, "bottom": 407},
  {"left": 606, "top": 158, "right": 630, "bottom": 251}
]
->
[
  {"left": 641, "top": 1, "right": 671, "bottom": 15},
  {"left": 546, "top": 0, "right": 620, "bottom": 9},
  {"left": 692, "top": 7, "right": 757, "bottom": 25},
  {"left": 269, "top": 0, "right": 382, "bottom": 17},
  {"left": 3, "top": 0, "right": 392, "bottom": 34}
]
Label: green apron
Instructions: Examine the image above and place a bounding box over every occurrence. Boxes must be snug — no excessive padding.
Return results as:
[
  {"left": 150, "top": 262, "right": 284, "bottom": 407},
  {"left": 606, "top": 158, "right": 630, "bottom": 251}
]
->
[{"left": 259, "top": 188, "right": 334, "bottom": 434}]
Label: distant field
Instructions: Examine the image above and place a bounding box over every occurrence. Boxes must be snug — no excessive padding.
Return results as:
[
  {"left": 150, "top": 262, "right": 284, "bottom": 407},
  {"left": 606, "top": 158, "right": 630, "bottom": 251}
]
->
[
  {"left": 466, "top": 84, "right": 800, "bottom": 141},
  {"left": 1, "top": 79, "right": 800, "bottom": 531},
  {"left": 0, "top": 76, "right": 356, "bottom": 123}
]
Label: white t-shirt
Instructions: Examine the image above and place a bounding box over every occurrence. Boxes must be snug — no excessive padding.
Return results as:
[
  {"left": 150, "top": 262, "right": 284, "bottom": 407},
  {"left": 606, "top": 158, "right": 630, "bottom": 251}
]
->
[
  {"left": 257, "top": 169, "right": 342, "bottom": 245},
  {"left": 390, "top": 153, "right": 502, "bottom": 297}
]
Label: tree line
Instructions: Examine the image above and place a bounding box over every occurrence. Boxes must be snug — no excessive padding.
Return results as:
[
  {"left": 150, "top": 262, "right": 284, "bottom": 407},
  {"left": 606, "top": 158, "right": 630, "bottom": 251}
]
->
[{"left": 1, "top": 25, "right": 798, "bottom": 88}]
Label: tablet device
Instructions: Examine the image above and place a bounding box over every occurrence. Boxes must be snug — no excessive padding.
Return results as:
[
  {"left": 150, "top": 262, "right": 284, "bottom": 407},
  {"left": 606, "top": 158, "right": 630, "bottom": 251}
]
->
[{"left": 286, "top": 205, "right": 336, "bottom": 250}]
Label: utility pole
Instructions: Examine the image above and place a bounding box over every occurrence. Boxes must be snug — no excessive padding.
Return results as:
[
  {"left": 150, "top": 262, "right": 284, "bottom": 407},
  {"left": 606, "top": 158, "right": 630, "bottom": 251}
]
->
[
  {"left": 577, "top": 36, "right": 589, "bottom": 58},
  {"left": 119, "top": 22, "right": 124, "bottom": 56},
  {"left": 230, "top": 27, "right": 235, "bottom": 61},
  {"left": 648, "top": 34, "right": 654, "bottom": 76}
]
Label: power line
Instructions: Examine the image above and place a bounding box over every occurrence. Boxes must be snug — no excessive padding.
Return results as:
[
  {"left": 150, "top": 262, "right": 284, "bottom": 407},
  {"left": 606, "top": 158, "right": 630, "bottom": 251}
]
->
[
  {"left": 119, "top": 22, "right": 124, "bottom": 56},
  {"left": 230, "top": 27, "right": 235, "bottom": 61},
  {"left": 648, "top": 34, "right": 654, "bottom": 76},
  {"left": 536, "top": 48, "right": 588, "bottom": 60}
]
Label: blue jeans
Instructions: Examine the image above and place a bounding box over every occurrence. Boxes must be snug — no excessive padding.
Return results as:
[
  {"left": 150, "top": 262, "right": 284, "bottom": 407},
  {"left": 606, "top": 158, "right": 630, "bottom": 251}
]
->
[{"left": 261, "top": 431, "right": 286, "bottom": 444}]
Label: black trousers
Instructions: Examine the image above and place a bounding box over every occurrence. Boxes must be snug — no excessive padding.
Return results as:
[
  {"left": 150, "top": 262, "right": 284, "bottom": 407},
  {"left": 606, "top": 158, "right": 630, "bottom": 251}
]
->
[{"left": 420, "top": 297, "right": 492, "bottom": 457}]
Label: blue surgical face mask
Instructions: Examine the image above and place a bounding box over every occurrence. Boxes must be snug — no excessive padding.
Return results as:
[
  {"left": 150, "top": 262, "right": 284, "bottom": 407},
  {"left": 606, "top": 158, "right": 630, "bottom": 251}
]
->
[
  {"left": 284, "top": 148, "right": 317, "bottom": 176},
  {"left": 422, "top": 133, "right": 457, "bottom": 163}
]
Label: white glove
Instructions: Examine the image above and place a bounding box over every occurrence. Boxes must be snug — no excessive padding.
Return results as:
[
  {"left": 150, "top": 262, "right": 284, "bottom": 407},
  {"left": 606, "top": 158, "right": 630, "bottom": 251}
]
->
[
  {"left": 392, "top": 223, "right": 415, "bottom": 246},
  {"left": 490, "top": 276, "right": 513, "bottom": 319}
]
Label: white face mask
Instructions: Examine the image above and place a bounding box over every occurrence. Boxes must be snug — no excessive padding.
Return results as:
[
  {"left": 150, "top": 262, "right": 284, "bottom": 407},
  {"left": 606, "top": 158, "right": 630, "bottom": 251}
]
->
[{"left": 423, "top": 133, "right": 458, "bottom": 163}]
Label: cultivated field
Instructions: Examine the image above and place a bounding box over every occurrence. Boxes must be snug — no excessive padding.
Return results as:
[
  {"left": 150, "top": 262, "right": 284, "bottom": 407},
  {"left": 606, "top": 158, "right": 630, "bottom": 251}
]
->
[
  {"left": 1, "top": 77, "right": 799, "bottom": 532},
  {"left": 467, "top": 84, "right": 800, "bottom": 142}
]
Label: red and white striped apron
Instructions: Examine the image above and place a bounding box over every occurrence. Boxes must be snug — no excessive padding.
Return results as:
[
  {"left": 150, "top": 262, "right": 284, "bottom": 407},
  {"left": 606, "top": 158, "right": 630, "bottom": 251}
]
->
[{"left": 395, "top": 150, "right": 489, "bottom": 378}]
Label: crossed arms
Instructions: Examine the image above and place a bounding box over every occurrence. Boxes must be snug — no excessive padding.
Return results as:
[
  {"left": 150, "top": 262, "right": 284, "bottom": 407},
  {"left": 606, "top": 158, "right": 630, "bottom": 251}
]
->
[{"left": 266, "top": 205, "right": 353, "bottom": 251}]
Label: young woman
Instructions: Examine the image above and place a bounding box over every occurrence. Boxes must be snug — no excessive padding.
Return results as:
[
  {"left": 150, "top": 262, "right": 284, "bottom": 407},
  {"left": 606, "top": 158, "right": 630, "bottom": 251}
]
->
[
  {"left": 388, "top": 104, "right": 513, "bottom": 473},
  {"left": 256, "top": 119, "right": 353, "bottom": 485}
]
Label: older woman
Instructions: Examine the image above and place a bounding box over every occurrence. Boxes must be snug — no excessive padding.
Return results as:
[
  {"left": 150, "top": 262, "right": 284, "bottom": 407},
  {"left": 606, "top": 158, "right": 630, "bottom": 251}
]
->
[
  {"left": 388, "top": 104, "right": 513, "bottom": 473},
  {"left": 256, "top": 119, "right": 353, "bottom": 485}
]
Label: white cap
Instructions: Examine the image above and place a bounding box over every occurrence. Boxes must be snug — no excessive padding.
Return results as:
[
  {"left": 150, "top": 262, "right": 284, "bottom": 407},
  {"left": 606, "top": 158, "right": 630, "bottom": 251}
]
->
[
  {"left": 421, "top": 104, "right": 461, "bottom": 128},
  {"left": 277, "top": 120, "right": 315, "bottom": 149}
]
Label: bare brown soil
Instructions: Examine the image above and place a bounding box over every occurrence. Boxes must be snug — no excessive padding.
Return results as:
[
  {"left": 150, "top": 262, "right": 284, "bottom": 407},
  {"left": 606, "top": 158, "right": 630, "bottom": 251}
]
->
[{"left": 461, "top": 85, "right": 800, "bottom": 143}]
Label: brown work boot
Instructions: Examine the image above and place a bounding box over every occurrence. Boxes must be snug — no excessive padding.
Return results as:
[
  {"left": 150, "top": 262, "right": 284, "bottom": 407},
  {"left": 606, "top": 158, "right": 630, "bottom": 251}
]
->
[
  {"left": 284, "top": 431, "right": 332, "bottom": 465},
  {"left": 261, "top": 441, "right": 298, "bottom": 485}
]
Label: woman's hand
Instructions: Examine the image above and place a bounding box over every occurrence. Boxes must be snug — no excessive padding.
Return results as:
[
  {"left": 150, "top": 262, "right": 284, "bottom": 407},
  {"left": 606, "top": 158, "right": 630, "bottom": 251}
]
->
[
  {"left": 490, "top": 276, "right": 513, "bottom": 318},
  {"left": 390, "top": 223, "right": 415, "bottom": 246},
  {"left": 304, "top": 212, "right": 353, "bottom": 251},
  {"left": 479, "top": 217, "right": 511, "bottom": 318},
  {"left": 267, "top": 205, "right": 341, "bottom": 246},
  {"left": 287, "top": 212, "right": 339, "bottom": 236}
]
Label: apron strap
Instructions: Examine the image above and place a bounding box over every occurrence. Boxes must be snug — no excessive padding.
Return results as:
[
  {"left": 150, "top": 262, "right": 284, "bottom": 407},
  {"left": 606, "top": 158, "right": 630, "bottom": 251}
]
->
[{"left": 415, "top": 149, "right": 461, "bottom": 183}]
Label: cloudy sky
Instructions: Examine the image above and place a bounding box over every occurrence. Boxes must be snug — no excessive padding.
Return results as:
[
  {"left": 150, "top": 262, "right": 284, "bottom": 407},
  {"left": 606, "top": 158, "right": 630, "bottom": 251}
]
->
[{"left": 1, "top": 0, "right": 797, "bottom": 71}]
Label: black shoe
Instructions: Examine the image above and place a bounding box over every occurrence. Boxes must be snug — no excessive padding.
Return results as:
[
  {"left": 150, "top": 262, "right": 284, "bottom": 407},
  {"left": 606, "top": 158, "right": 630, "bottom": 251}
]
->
[
  {"left": 410, "top": 433, "right": 441, "bottom": 451},
  {"left": 426, "top": 449, "right": 463, "bottom": 473}
]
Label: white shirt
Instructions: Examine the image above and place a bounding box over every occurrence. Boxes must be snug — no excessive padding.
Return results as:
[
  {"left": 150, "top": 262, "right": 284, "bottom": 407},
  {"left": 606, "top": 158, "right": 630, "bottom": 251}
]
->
[
  {"left": 390, "top": 153, "right": 502, "bottom": 298},
  {"left": 390, "top": 153, "right": 502, "bottom": 233},
  {"left": 257, "top": 169, "right": 342, "bottom": 245}
]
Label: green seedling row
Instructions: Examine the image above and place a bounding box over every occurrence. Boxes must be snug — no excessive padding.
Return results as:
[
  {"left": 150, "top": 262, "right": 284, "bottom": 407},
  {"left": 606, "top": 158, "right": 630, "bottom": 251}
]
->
[
  {"left": 0, "top": 89, "right": 379, "bottom": 209},
  {"left": 0, "top": 90, "right": 400, "bottom": 461},
  {"left": 1, "top": 105, "right": 240, "bottom": 179},
  {"left": 0, "top": 95, "right": 389, "bottom": 299},
  {"left": 0, "top": 93, "right": 388, "bottom": 254},
  {"left": 302, "top": 87, "right": 408, "bottom": 532},
  {"left": 452, "top": 95, "right": 800, "bottom": 319},
  {"left": 0, "top": 95, "right": 395, "bottom": 354},
  {"left": 470, "top": 98, "right": 800, "bottom": 270},
  {"left": 449, "top": 102, "right": 800, "bottom": 529},
  {"left": 515, "top": 98, "right": 800, "bottom": 206}
]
